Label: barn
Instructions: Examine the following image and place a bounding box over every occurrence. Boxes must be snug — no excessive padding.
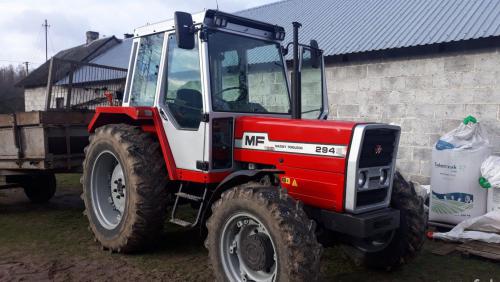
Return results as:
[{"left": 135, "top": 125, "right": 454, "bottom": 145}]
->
[
  {"left": 238, "top": 0, "right": 500, "bottom": 184},
  {"left": 16, "top": 32, "right": 130, "bottom": 111}
]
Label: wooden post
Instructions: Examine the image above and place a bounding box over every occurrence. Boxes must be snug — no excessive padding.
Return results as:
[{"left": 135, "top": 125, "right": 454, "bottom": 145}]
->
[
  {"left": 45, "top": 58, "right": 55, "bottom": 111},
  {"left": 65, "top": 63, "right": 74, "bottom": 109}
]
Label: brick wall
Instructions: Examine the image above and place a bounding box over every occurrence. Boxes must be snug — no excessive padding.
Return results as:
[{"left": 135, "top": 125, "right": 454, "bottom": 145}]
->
[
  {"left": 248, "top": 71, "right": 289, "bottom": 113},
  {"left": 327, "top": 47, "right": 500, "bottom": 184}
]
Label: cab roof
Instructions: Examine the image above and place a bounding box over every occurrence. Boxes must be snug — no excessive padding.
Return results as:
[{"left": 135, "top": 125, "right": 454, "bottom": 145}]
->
[{"left": 133, "top": 9, "right": 285, "bottom": 42}]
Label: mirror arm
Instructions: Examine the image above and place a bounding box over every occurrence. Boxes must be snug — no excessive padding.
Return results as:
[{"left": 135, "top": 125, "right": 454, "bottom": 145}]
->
[{"left": 291, "top": 21, "right": 302, "bottom": 120}]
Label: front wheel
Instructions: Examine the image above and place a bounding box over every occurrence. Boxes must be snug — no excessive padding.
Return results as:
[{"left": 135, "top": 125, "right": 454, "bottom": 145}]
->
[
  {"left": 342, "top": 171, "right": 426, "bottom": 269},
  {"left": 206, "top": 185, "right": 322, "bottom": 282}
]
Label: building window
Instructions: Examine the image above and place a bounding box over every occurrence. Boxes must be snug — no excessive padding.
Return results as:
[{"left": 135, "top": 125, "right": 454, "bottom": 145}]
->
[{"left": 56, "top": 97, "right": 64, "bottom": 109}]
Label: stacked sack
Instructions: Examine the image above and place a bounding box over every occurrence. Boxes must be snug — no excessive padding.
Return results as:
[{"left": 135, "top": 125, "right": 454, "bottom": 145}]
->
[
  {"left": 479, "top": 156, "right": 500, "bottom": 212},
  {"left": 429, "top": 116, "right": 491, "bottom": 225}
]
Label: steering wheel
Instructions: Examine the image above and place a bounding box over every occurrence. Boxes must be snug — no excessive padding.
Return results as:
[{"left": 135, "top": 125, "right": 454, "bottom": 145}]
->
[
  {"left": 213, "top": 86, "right": 246, "bottom": 98},
  {"left": 212, "top": 86, "right": 248, "bottom": 110}
]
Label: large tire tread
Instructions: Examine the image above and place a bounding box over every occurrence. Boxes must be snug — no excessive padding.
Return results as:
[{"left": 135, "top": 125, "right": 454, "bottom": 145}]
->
[
  {"left": 82, "top": 124, "right": 168, "bottom": 253},
  {"left": 206, "top": 184, "right": 322, "bottom": 281},
  {"left": 343, "top": 171, "right": 426, "bottom": 269}
]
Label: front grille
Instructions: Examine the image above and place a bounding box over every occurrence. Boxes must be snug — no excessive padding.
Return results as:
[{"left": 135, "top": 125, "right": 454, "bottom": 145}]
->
[
  {"left": 359, "top": 128, "right": 398, "bottom": 168},
  {"left": 356, "top": 188, "right": 389, "bottom": 207}
]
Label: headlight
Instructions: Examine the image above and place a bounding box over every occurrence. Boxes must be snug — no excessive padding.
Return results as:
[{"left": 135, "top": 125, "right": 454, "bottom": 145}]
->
[
  {"left": 358, "top": 171, "right": 367, "bottom": 187},
  {"left": 380, "top": 169, "right": 388, "bottom": 185}
]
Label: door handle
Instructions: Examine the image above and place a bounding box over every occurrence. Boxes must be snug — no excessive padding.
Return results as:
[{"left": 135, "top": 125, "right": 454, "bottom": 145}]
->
[{"left": 159, "top": 108, "right": 168, "bottom": 120}]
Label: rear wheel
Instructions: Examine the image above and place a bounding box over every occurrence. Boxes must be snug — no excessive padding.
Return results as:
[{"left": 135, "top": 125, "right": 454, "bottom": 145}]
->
[
  {"left": 82, "top": 124, "right": 168, "bottom": 253},
  {"left": 206, "top": 185, "right": 322, "bottom": 282},
  {"left": 342, "top": 171, "right": 426, "bottom": 269}
]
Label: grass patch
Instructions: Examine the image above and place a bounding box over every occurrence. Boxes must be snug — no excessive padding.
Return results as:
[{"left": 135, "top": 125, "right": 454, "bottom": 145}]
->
[
  {"left": 56, "top": 174, "right": 82, "bottom": 192},
  {"left": 0, "top": 174, "right": 499, "bottom": 281}
]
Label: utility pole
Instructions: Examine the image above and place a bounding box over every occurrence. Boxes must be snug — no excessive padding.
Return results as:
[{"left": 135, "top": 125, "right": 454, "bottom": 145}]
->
[
  {"left": 43, "top": 19, "right": 50, "bottom": 61},
  {"left": 23, "top": 62, "right": 29, "bottom": 75}
]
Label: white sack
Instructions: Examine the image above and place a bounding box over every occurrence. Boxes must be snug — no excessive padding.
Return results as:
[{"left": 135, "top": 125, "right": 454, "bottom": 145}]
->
[
  {"left": 432, "top": 211, "right": 500, "bottom": 243},
  {"left": 481, "top": 155, "right": 500, "bottom": 212},
  {"left": 481, "top": 156, "right": 500, "bottom": 188},
  {"left": 429, "top": 119, "right": 491, "bottom": 224},
  {"left": 436, "top": 121, "right": 490, "bottom": 150}
]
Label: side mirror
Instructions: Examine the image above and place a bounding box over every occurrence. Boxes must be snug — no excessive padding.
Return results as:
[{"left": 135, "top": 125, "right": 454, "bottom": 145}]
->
[
  {"left": 174, "top": 11, "right": 195, "bottom": 49},
  {"left": 309, "top": 40, "right": 321, "bottom": 69}
]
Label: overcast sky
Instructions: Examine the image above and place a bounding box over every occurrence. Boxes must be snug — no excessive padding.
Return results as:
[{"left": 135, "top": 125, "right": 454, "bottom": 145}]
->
[{"left": 0, "top": 0, "right": 277, "bottom": 68}]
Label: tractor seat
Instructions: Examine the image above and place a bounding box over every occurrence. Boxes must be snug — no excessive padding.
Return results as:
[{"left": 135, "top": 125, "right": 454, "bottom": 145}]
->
[{"left": 170, "top": 88, "right": 203, "bottom": 129}]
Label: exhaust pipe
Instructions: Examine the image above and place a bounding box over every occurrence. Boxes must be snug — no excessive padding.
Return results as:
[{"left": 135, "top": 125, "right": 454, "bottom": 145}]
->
[{"left": 291, "top": 22, "right": 302, "bottom": 119}]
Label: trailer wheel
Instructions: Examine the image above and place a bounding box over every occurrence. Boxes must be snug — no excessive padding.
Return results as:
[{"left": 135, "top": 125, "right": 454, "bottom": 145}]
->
[
  {"left": 342, "top": 171, "right": 426, "bottom": 269},
  {"left": 206, "top": 185, "right": 322, "bottom": 282},
  {"left": 9, "top": 174, "right": 57, "bottom": 203},
  {"left": 82, "top": 124, "right": 168, "bottom": 253}
]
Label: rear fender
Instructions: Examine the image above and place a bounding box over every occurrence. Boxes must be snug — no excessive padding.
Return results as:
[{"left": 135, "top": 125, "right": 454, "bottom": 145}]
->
[
  {"left": 88, "top": 106, "right": 155, "bottom": 133},
  {"left": 88, "top": 106, "right": 178, "bottom": 180}
]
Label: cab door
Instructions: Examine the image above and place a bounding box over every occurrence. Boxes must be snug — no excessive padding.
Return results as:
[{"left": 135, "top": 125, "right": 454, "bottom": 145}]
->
[
  {"left": 299, "top": 45, "right": 328, "bottom": 119},
  {"left": 156, "top": 33, "right": 207, "bottom": 171}
]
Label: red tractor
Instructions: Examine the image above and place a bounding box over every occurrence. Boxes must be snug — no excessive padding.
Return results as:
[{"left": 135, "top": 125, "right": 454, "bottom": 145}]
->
[{"left": 82, "top": 10, "right": 426, "bottom": 281}]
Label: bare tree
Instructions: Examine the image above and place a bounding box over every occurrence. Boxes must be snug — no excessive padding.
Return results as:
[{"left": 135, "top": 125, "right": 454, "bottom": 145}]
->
[{"left": 0, "top": 64, "right": 26, "bottom": 113}]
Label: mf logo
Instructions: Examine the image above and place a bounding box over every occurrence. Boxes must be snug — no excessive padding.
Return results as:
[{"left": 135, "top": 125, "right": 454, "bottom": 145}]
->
[{"left": 244, "top": 134, "right": 266, "bottom": 146}]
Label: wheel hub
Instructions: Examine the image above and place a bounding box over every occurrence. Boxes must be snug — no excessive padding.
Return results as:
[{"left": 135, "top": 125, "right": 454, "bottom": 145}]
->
[
  {"left": 221, "top": 213, "right": 278, "bottom": 282},
  {"left": 241, "top": 232, "right": 274, "bottom": 271},
  {"left": 90, "top": 151, "right": 126, "bottom": 230},
  {"left": 110, "top": 164, "right": 126, "bottom": 213}
]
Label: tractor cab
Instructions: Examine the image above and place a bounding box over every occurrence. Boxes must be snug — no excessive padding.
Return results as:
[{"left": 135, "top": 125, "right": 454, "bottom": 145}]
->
[{"left": 121, "top": 10, "right": 327, "bottom": 173}]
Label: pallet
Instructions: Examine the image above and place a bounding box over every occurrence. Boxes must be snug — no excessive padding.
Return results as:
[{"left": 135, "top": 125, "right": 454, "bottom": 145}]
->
[
  {"left": 431, "top": 242, "right": 459, "bottom": 256},
  {"left": 428, "top": 220, "right": 455, "bottom": 230},
  {"left": 456, "top": 241, "right": 500, "bottom": 261}
]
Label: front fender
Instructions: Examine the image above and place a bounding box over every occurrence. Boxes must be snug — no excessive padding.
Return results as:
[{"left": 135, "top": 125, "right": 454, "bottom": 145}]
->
[
  {"left": 200, "top": 169, "right": 283, "bottom": 234},
  {"left": 215, "top": 169, "right": 283, "bottom": 192}
]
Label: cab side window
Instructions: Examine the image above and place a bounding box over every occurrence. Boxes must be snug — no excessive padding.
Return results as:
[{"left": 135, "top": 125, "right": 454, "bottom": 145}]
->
[
  {"left": 130, "top": 33, "right": 164, "bottom": 106},
  {"left": 165, "top": 34, "right": 203, "bottom": 129},
  {"left": 301, "top": 48, "right": 324, "bottom": 119}
]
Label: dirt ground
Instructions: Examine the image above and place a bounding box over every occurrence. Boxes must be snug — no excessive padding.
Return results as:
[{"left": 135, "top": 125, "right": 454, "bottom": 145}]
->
[{"left": 0, "top": 174, "right": 499, "bottom": 282}]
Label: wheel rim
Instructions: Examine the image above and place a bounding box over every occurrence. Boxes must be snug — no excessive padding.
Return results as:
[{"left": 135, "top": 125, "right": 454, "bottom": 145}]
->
[
  {"left": 90, "top": 150, "right": 126, "bottom": 230},
  {"left": 220, "top": 212, "right": 278, "bottom": 282}
]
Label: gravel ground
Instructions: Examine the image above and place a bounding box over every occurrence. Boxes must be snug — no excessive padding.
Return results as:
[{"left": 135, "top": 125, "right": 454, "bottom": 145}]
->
[{"left": 0, "top": 174, "right": 499, "bottom": 281}]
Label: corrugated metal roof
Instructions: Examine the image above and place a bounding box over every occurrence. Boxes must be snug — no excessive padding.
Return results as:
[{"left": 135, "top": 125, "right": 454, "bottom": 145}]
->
[
  {"left": 90, "top": 38, "right": 133, "bottom": 69},
  {"left": 17, "top": 36, "right": 120, "bottom": 87},
  {"left": 57, "top": 39, "right": 132, "bottom": 85},
  {"left": 236, "top": 0, "right": 500, "bottom": 56}
]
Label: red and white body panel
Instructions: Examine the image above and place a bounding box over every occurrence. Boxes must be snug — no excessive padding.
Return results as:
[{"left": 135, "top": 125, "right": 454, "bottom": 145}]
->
[
  {"left": 234, "top": 116, "right": 356, "bottom": 212},
  {"left": 89, "top": 107, "right": 380, "bottom": 213}
]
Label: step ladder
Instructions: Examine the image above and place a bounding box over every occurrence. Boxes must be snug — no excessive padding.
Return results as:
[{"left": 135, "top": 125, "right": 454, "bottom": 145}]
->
[{"left": 169, "top": 184, "right": 208, "bottom": 227}]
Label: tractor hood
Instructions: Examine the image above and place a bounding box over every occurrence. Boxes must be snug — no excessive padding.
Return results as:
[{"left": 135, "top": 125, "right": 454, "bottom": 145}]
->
[{"left": 234, "top": 116, "right": 358, "bottom": 173}]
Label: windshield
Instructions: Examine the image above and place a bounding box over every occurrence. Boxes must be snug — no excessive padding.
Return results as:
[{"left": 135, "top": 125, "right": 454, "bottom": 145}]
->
[{"left": 208, "top": 31, "right": 290, "bottom": 114}]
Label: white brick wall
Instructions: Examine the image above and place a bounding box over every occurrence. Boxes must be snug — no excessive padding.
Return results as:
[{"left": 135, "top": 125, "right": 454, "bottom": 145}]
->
[
  {"left": 327, "top": 47, "right": 500, "bottom": 184},
  {"left": 24, "top": 82, "right": 125, "bottom": 111},
  {"left": 24, "top": 87, "right": 46, "bottom": 111}
]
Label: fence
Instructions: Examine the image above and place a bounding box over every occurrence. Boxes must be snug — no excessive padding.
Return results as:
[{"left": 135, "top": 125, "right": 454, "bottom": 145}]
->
[{"left": 45, "top": 58, "right": 128, "bottom": 110}]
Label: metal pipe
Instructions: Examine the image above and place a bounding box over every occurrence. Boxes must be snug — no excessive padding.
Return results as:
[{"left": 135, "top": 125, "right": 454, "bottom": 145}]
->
[{"left": 291, "top": 22, "right": 302, "bottom": 119}]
